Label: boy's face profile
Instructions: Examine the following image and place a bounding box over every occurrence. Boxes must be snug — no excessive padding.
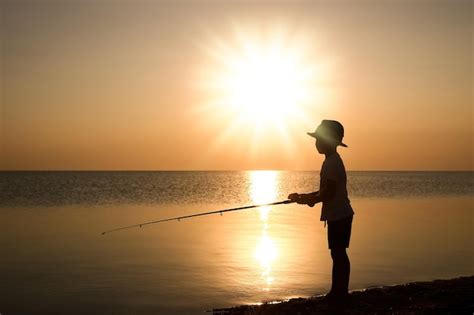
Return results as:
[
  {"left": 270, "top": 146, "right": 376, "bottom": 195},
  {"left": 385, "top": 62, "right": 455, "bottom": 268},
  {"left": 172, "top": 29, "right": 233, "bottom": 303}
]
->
[{"left": 315, "top": 137, "right": 336, "bottom": 154}]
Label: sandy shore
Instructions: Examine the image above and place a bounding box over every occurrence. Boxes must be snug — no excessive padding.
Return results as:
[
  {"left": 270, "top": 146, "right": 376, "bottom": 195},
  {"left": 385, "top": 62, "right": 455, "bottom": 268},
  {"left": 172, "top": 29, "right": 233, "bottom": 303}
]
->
[{"left": 212, "top": 276, "right": 473, "bottom": 315}]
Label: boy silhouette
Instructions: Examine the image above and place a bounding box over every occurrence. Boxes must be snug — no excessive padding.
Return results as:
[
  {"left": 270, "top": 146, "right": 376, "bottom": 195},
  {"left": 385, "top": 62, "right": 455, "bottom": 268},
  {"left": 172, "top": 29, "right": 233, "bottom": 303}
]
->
[{"left": 288, "top": 119, "right": 354, "bottom": 304}]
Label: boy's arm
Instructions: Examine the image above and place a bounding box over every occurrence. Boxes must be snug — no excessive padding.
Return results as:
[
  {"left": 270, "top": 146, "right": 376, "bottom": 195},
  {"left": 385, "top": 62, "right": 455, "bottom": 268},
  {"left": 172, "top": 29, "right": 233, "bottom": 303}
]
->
[
  {"left": 300, "top": 179, "right": 337, "bottom": 207},
  {"left": 316, "top": 179, "right": 337, "bottom": 205}
]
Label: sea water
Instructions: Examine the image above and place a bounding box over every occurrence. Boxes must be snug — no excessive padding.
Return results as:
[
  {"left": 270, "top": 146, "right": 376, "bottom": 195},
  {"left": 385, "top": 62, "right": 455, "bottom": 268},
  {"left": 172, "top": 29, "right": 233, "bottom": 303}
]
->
[{"left": 1, "top": 171, "right": 473, "bottom": 314}]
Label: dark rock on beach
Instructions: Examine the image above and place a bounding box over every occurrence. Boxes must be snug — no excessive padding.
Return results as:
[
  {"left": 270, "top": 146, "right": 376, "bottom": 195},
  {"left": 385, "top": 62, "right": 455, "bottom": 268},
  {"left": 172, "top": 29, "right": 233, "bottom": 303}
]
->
[{"left": 212, "top": 276, "right": 474, "bottom": 315}]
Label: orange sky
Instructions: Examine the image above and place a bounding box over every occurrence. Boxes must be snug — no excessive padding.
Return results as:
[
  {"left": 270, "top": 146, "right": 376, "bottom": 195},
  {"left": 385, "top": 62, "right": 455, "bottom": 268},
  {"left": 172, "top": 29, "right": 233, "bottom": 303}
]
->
[{"left": 1, "top": 1, "right": 472, "bottom": 170}]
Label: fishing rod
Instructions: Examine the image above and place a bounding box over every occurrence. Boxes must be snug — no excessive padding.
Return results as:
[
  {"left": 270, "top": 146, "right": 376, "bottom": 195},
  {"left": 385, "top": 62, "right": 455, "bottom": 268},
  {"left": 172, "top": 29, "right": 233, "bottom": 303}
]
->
[{"left": 101, "top": 199, "right": 295, "bottom": 235}]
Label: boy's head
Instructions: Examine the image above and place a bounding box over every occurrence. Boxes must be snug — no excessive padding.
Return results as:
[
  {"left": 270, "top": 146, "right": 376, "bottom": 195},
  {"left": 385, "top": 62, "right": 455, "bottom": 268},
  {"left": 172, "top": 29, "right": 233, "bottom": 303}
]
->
[{"left": 307, "top": 120, "right": 347, "bottom": 154}]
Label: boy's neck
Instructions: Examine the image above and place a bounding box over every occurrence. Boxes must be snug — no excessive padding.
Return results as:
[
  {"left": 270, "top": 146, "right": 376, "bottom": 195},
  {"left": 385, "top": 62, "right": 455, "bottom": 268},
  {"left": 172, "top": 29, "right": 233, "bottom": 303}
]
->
[{"left": 324, "top": 148, "right": 338, "bottom": 158}]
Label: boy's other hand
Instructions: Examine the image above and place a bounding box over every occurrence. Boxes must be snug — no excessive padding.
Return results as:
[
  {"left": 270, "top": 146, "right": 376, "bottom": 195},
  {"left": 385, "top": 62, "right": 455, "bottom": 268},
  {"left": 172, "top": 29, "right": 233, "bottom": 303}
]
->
[
  {"left": 288, "top": 193, "right": 309, "bottom": 205},
  {"left": 288, "top": 192, "right": 317, "bottom": 206},
  {"left": 288, "top": 193, "right": 300, "bottom": 202},
  {"left": 297, "top": 193, "right": 311, "bottom": 205}
]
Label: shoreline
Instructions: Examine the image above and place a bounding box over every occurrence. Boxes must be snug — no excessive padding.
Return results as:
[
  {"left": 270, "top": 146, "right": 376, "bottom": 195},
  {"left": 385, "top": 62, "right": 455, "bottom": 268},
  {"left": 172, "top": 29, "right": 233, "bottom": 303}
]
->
[{"left": 213, "top": 276, "right": 474, "bottom": 314}]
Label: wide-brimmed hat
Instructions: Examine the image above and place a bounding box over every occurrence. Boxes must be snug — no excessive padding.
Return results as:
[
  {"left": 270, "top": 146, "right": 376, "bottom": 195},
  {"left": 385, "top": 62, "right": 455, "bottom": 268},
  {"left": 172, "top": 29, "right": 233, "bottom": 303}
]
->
[{"left": 307, "top": 120, "right": 348, "bottom": 147}]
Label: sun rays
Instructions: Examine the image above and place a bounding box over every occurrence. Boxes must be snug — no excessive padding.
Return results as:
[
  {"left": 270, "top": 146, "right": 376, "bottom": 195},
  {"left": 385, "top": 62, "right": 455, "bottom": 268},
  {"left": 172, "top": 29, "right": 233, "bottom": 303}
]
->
[{"left": 196, "top": 25, "right": 329, "bottom": 160}]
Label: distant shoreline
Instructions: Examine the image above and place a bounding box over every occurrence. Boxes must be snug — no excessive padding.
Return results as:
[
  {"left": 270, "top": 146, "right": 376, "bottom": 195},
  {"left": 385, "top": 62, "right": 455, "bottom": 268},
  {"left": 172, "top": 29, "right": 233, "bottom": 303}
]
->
[{"left": 213, "top": 276, "right": 474, "bottom": 315}]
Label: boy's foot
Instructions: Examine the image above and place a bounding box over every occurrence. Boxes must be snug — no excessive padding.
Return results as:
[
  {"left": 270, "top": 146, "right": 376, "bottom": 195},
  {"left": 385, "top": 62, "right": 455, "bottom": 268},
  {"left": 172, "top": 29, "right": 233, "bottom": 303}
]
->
[
  {"left": 321, "top": 291, "right": 351, "bottom": 306},
  {"left": 321, "top": 291, "right": 336, "bottom": 305}
]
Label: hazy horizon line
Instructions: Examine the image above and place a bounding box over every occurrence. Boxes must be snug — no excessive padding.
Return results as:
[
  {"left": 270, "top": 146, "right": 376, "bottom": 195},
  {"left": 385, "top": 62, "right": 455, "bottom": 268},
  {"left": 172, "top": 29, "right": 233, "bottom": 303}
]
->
[{"left": 1, "top": 169, "right": 473, "bottom": 172}]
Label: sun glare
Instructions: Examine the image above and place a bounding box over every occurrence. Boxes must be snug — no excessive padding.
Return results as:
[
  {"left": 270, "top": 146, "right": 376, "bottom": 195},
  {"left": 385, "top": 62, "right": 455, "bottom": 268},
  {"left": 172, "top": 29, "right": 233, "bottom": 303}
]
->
[
  {"left": 198, "top": 26, "right": 328, "bottom": 155},
  {"left": 250, "top": 171, "right": 279, "bottom": 290}
]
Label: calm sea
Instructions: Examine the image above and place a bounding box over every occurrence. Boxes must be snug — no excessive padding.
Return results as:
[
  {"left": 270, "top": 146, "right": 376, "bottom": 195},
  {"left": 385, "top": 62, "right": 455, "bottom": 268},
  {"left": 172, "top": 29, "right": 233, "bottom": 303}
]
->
[{"left": 1, "top": 171, "right": 473, "bottom": 314}]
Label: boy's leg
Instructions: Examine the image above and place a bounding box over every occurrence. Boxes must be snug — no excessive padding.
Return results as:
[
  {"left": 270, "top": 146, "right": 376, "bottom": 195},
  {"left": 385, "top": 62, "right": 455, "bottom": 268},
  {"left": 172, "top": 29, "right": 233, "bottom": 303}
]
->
[
  {"left": 330, "top": 248, "right": 350, "bottom": 295},
  {"left": 327, "top": 215, "right": 353, "bottom": 299}
]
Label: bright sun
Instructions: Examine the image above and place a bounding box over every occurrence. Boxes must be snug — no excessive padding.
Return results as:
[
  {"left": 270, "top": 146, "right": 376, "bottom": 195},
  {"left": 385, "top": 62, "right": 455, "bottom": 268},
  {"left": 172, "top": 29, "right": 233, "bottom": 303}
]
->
[
  {"left": 198, "top": 26, "right": 328, "bottom": 154},
  {"left": 222, "top": 48, "right": 310, "bottom": 124}
]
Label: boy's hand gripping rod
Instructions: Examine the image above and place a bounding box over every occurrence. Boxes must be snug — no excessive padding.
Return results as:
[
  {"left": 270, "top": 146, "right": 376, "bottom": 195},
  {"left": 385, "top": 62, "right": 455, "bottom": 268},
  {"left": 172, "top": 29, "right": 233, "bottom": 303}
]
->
[{"left": 101, "top": 199, "right": 295, "bottom": 235}]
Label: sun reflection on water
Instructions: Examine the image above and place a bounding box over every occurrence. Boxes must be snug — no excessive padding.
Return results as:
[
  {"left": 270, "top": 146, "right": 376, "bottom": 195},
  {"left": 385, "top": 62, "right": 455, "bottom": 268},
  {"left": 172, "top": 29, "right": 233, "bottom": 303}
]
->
[{"left": 249, "top": 171, "right": 279, "bottom": 291}]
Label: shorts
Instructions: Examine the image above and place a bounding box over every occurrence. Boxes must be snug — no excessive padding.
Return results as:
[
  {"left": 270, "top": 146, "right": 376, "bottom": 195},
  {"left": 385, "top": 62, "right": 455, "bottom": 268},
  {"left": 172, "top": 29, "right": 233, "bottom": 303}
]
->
[{"left": 327, "top": 215, "right": 353, "bottom": 249}]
